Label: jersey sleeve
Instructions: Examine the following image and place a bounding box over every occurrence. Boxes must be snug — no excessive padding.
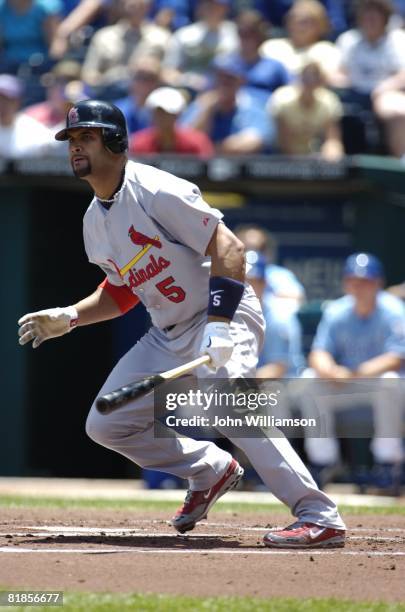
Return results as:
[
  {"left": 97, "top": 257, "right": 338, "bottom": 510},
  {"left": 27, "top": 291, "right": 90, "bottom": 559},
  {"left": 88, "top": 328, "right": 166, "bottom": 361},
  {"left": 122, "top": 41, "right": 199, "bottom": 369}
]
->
[
  {"left": 150, "top": 179, "right": 223, "bottom": 255},
  {"left": 99, "top": 277, "right": 140, "bottom": 313}
]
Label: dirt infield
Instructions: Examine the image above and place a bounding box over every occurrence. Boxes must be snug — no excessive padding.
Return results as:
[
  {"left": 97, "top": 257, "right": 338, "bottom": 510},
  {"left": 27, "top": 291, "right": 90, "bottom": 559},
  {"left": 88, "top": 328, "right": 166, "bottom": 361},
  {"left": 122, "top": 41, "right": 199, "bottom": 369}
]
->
[{"left": 1, "top": 507, "right": 405, "bottom": 602}]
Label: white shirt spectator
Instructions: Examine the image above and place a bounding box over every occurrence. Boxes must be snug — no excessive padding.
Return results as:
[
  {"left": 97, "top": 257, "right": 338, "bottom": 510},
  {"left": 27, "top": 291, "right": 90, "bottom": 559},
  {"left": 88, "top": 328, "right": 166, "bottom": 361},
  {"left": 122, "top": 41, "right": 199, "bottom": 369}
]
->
[
  {"left": 163, "top": 20, "right": 238, "bottom": 76},
  {"left": 336, "top": 27, "right": 405, "bottom": 94},
  {"left": 0, "top": 113, "right": 54, "bottom": 159},
  {"left": 82, "top": 20, "right": 169, "bottom": 86}
]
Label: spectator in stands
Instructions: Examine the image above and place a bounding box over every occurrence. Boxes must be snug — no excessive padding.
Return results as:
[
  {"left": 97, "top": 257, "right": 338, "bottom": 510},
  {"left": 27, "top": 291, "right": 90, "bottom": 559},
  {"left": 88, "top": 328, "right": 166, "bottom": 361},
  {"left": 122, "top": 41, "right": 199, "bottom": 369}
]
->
[
  {"left": 0, "top": 0, "right": 62, "bottom": 73},
  {"left": 129, "top": 86, "right": 214, "bottom": 156},
  {"left": 0, "top": 74, "right": 54, "bottom": 158},
  {"left": 233, "top": 224, "right": 305, "bottom": 314},
  {"left": 81, "top": 0, "right": 169, "bottom": 93},
  {"left": 229, "top": 9, "right": 291, "bottom": 102},
  {"left": 149, "top": 0, "right": 196, "bottom": 30},
  {"left": 49, "top": 0, "right": 114, "bottom": 60},
  {"left": 245, "top": 250, "right": 306, "bottom": 378},
  {"left": 300, "top": 252, "right": 405, "bottom": 491},
  {"left": 114, "top": 55, "right": 162, "bottom": 135},
  {"left": 330, "top": 0, "right": 405, "bottom": 155},
  {"left": 234, "top": 0, "right": 350, "bottom": 40},
  {"left": 259, "top": 0, "right": 342, "bottom": 84},
  {"left": 180, "top": 54, "right": 275, "bottom": 154},
  {"left": 268, "top": 60, "right": 344, "bottom": 160},
  {"left": 162, "top": 0, "right": 239, "bottom": 94},
  {"left": 23, "top": 59, "right": 85, "bottom": 127},
  {"left": 372, "top": 70, "right": 405, "bottom": 159},
  {"left": 333, "top": 0, "right": 405, "bottom": 107}
]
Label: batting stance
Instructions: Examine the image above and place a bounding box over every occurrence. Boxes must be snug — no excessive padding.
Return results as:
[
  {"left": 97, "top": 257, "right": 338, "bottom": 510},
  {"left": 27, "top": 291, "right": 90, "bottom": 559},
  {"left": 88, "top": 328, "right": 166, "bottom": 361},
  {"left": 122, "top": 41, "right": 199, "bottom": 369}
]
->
[{"left": 18, "top": 100, "right": 346, "bottom": 548}]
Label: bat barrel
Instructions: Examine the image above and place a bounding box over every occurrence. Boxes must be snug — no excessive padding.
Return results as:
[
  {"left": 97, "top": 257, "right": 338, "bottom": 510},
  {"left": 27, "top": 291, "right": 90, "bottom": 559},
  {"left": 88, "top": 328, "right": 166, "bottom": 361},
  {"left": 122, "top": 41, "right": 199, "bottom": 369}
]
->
[
  {"left": 96, "top": 375, "right": 164, "bottom": 415},
  {"left": 95, "top": 356, "right": 211, "bottom": 415}
]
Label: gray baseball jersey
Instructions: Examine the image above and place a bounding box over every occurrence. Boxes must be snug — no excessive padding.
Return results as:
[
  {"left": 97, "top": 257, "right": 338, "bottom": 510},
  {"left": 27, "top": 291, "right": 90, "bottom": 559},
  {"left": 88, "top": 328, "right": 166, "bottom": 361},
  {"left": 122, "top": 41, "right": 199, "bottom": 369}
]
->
[{"left": 83, "top": 160, "right": 223, "bottom": 329}]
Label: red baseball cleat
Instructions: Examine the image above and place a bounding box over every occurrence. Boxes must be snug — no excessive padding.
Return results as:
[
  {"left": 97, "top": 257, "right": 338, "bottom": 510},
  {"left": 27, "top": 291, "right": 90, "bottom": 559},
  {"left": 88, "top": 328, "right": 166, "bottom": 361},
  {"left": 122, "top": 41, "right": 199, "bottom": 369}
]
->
[
  {"left": 171, "top": 458, "right": 244, "bottom": 534},
  {"left": 263, "top": 521, "right": 346, "bottom": 548}
]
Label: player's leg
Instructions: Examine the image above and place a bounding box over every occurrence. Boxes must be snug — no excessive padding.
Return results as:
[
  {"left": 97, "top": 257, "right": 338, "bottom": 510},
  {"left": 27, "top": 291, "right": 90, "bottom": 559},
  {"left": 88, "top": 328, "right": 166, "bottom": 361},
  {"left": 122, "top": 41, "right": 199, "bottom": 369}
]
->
[
  {"left": 212, "top": 286, "right": 346, "bottom": 546},
  {"left": 85, "top": 329, "right": 232, "bottom": 491}
]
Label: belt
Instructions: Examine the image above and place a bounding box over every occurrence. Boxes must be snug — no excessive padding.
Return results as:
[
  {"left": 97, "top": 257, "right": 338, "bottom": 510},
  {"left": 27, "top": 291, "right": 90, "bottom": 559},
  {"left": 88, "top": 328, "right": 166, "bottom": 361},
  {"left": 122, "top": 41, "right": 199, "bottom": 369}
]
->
[{"left": 163, "top": 324, "right": 176, "bottom": 333}]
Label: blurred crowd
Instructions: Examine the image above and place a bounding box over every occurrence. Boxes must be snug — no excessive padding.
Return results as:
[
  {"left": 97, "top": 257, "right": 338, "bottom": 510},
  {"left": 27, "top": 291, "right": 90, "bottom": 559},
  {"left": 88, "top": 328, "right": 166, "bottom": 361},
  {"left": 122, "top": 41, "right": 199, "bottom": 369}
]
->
[
  {"left": 1, "top": 0, "right": 405, "bottom": 493},
  {"left": 3, "top": 0, "right": 405, "bottom": 159}
]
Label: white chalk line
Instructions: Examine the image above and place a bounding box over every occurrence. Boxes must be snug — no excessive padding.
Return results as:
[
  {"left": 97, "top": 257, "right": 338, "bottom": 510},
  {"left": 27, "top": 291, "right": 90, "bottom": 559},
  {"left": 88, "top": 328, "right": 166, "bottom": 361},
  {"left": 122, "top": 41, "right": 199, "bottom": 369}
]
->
[
  {"left": 1, "top": 547, "right": 405, "bottom": 557},
  {"left": 8, "top": 521, "right": 405, "bottom": 539},
  {"left": 14, "top": 524, "right": 405, "bottom": 534},
  {"left": 0, "top": 530, "right": 403, "bottom": 544},
  {"left": 207, "top": 523, "right": 405, "bottom": 533}
]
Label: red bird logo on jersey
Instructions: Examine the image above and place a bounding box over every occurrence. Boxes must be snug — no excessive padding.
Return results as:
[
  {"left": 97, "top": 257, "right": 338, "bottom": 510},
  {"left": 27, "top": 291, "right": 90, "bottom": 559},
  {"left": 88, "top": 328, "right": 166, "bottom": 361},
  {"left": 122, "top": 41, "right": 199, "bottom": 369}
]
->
[{"left": 128, "top": 225, "right": 162, "bottom": 249}]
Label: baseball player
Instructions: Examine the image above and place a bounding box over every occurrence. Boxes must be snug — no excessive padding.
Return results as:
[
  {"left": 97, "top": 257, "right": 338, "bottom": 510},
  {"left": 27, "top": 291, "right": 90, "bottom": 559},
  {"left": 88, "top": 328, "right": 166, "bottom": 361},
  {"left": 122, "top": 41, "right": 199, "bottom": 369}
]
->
[
  {"left": 300, "top": 253, "right": 405, "bottom": 490},
  {"left": 17, "top": 99, "right": 346, "bottom": 548}
]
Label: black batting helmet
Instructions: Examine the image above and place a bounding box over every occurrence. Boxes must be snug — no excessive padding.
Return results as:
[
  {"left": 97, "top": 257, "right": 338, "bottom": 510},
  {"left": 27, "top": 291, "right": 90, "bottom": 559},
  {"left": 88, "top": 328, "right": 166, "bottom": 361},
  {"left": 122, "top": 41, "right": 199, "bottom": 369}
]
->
[{"left": 55, "top": 99, "right": 128, "bottom": 153}]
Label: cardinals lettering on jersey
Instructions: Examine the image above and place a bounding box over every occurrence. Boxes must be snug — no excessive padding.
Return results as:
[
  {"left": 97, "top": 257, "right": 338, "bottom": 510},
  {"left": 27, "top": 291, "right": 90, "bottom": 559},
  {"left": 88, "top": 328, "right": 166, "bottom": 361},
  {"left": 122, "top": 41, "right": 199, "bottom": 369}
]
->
[{"left": 127, "top": 254, "right": 171, "bottom": 289}]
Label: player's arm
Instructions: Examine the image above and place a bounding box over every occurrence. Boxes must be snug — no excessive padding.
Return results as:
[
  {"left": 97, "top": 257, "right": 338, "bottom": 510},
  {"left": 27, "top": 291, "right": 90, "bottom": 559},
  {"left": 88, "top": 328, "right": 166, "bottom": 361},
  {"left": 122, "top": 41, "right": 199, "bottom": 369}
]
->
[
  {"left": 200, "top": 223, "right": 246, "bottom": 369},
  {"left": 206, "top": 224, "right": 245, "bottom": 293},
  {"left": 17, "top": 280, "right": 139, "bottom": 348}
]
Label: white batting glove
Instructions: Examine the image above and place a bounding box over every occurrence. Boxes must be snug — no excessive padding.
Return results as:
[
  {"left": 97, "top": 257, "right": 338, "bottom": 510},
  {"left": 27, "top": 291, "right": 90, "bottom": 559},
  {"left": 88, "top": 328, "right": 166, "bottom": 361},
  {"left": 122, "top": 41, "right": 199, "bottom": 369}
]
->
[
  {"left": 18, "top": 306, "right": 79, "bottom": 348},
  {"left": 199, "top": 321, "right": 234, "bottom": 370}
]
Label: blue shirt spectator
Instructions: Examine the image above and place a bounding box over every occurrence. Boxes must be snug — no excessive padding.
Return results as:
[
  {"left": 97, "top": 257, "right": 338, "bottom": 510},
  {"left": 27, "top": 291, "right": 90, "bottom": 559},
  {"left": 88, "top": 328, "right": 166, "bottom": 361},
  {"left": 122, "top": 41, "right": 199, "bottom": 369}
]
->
[
  {"left": 0, "top": 0, "right": 62, "bottom": 67},
  {"left": 232, "top": 10, "right": 290, "bottom": 101},
  {"left": 113, "top": 55, "right": 162, "bottom": 135},
  {"left": 115, "top": 96, "right": 152, "bottom": 134},
  {"left": 303, "top": 253, "right": 405, "bottom": 480},
  {"left": 258, "top": 298, "right": 306, "bottom": 376},
  {"left": 244, "top": 249, "right": 305, "bottom": 378},
  {"left": 313, "top": 292, "right": 405, "bottom": 370},
  {"left": 181, "top": 54, "right": 275, "bottom": 153},
  {"left": 233, "top": 224, "right": 305, "bottom": 313},
  {"left": 241, "top": 56, "right": 290, "bottom": 100},
  {"left": 203, "top": 90, "right": 273, "bottom": 145},
  {"left": 265, "top": 264, "right": 305, "bottom": 303}
]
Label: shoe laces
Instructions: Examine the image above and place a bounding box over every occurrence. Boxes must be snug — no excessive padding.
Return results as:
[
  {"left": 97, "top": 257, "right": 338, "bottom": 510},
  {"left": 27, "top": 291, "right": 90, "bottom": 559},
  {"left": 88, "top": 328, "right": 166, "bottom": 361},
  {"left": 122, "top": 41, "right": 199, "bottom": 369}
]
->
[
  {"left": 283, "top": 521, "right": 309, "bottom": 531},
  {"left": 181, "top": 489, "right": 194, "bottom": 510}
]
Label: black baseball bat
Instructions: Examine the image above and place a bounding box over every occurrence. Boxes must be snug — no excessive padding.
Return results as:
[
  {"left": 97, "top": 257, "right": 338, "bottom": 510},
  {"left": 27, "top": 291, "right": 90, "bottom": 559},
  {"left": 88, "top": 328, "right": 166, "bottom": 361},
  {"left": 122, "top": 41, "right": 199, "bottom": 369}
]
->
[{"left": 96, "top": 355, "right": 211, "bottom": 415}]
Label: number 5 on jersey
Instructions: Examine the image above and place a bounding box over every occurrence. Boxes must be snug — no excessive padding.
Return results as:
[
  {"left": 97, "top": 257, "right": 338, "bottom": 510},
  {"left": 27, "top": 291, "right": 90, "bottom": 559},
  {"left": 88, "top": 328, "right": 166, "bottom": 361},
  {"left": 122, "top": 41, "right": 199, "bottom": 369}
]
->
[{"left": 156, "top": 276, "right": 186, "bottom": 303}]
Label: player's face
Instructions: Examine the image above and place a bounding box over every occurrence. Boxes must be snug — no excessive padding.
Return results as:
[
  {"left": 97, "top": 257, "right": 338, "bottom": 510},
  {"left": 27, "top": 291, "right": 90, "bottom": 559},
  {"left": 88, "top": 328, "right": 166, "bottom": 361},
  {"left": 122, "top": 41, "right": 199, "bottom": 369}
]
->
[
  {"left": 68, "top": 128, "right": 106, "bottom": 178},
  {"left": 344, "top": 276, "right": 381, "bottom": 301}
]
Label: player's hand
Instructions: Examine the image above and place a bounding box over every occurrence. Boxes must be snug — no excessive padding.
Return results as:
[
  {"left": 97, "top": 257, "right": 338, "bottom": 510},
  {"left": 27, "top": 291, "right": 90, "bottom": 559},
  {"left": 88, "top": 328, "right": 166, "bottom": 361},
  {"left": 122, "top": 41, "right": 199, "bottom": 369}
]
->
[
  {"left": 199, "top": 321, "right": 234, "bottom": 370},
  {"left": 18, "top": 306, "right": 79, "bottom": 348}
]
